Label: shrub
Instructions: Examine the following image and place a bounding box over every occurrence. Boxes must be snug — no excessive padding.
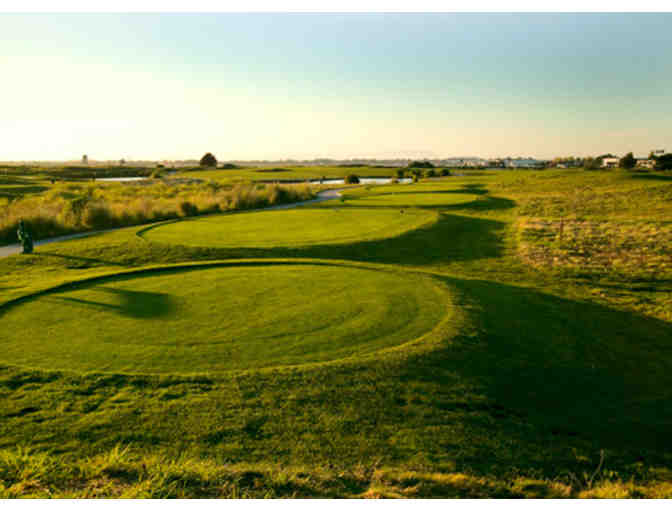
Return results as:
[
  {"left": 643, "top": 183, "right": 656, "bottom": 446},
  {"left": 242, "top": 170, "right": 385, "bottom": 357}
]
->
[
  {"left": 344, "top": 174, "right": 360, "bottom": 184},
  {"left": 268, "top": 185, "right": 290, "bottom": 205},
  {"left": 396, "top": 169, "right": 406, "bottom": 179},
  {"left": 82, "top": 203, "right": 115, "bottom": 229},
  {"left": 408, "top": 161, "right": 435, "bottom": 169},
  {"left": 178, "top": 201, "right": 199, "bottom": 217},
  {"left": 425, "top": 169, "right": 437, "bottom": 178},
  {"left": 440, "top": 168, "right": 451, "bottom": 177},
  {"left": 60, "top": 196, "right": 90, "bottom": 226}
]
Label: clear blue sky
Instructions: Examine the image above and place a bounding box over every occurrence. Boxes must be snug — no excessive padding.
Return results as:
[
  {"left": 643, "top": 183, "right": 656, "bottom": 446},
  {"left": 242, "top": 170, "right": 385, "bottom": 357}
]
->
[{"left": 1, "top": 13, "right": 671, "bottom": 160}]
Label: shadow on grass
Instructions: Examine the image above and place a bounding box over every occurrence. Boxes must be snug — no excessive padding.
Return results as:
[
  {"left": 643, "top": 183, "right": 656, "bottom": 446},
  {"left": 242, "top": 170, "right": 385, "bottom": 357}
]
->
[
  {"left": 418, "top": 276, "right": 672, "bottom": 451},
  {"left": 327, "top": 194, "right": 515, "bottom": 213},
  {"left": 347, "top": 184, "right": 490, "bottom": 197},
  {"left": 629, "top": 173, "right": 672, "bottom": 182},
  {"left": 33, "top": 252, "right": 127, "bottom": 267},
  {"left": 440, "top": 196, "right": 515, "bottom": 212},
  {"left": 186, "top": 212, "right": 508, "bottom": 266},
  {"left": 53, "top": 286, "right": 177, "bottom": 319},
  {"left": 0, "top": 185, "right": 49, "bottom": 196}
]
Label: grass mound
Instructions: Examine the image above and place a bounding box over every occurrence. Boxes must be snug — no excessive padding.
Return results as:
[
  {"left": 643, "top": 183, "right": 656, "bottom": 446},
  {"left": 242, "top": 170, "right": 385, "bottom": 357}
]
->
[
  {"left": 0, "top": 262, "right": 453, "bottom": 375},
  {"left": 141, "top": 207, "right": 436, "bottom": 249}
]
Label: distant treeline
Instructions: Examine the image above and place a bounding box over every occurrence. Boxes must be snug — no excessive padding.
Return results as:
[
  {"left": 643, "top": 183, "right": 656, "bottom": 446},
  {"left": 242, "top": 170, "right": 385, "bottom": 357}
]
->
[{"left": 0, "top": 165, "right": 153, "bottom": 180}]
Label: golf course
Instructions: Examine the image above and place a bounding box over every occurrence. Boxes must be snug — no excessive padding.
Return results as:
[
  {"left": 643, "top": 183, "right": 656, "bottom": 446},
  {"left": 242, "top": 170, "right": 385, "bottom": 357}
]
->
[{"left": 1, "top": 168, "right": 671, "bottom": 497}]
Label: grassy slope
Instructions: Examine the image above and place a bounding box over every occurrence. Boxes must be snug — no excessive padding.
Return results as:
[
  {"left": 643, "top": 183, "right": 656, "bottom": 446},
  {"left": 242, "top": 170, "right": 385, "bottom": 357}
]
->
[{"left": 1, "top": 170, "right": 672, "bottom": 497}]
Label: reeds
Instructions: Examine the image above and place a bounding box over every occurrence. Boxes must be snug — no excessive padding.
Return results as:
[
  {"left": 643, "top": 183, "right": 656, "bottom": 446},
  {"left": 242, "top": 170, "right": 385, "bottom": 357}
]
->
[{"left": 0, "top": 181, "right": 314, "bottom": 245}]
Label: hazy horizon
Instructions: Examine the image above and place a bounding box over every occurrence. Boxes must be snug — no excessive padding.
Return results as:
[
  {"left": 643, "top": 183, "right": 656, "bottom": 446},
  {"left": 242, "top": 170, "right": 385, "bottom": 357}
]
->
[{"left": 2, "top": 13, "right": 671, "bottom": 161}]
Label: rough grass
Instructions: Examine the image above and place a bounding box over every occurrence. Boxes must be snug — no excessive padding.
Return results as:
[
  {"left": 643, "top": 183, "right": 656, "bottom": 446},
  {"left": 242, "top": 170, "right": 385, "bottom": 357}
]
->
[
  {"left": 1, "top": 169, "right": 671, "bottom": 498},
  {"left": 3, "top": 446, "right": 671, "bottom": 498},
  {"left": 0, "top": 181, "right": 314, "bottom": 246}
]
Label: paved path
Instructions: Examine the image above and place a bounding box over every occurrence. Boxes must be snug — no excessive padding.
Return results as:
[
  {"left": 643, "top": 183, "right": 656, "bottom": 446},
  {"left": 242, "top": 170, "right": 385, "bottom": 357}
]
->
[{"left": 0, "top": 188, "right": 343, "bottom": 259}]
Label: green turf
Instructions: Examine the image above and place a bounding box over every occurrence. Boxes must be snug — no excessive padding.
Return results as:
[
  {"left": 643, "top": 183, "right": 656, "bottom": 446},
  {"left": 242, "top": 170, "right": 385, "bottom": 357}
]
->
[
  {"left": 341, "top": 191, "right": 480, "bottom": 208},
  {"left": 0, "top": 262, "right": 451, "bottom": 374},
  {"left": 1, "top": 170, "right": 672, "bottom": 498},
  {"left": 141, "top": 207, "right": 437, "bottom": 248}
]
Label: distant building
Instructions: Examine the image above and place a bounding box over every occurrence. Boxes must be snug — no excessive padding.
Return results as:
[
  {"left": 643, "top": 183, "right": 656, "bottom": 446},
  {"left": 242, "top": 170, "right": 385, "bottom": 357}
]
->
[
  {"left": 636, "top": 159, "right": 656, "bottom": 169},
  {"left": 505, "top": 158, "right": 547, "bottom": 169},
  {"left": 601, "top": 157, "right": 620, "bottom": 168},
  {"left": 82, "top": 154, "right": 88, "bottom": 165}
]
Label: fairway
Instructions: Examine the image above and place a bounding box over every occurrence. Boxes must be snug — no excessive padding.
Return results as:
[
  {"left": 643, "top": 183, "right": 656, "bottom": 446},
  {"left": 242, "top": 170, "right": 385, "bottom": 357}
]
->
[
  {"left": 0, "top": 262, "right": 453, "bottom": 374},
  {"left": 141, "top": 207, "right": 437, "bottom": 248}
]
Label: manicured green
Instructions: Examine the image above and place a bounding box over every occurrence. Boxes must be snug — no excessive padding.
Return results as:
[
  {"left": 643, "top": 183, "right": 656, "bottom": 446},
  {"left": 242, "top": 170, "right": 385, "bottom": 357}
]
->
[
  {"left": 0, "top": 262, "right": 451, "bottom": 374},
  {"left": 1, "top": 169, "right": 671, "bottom": 498},
  {"left": 141, "top": 207, "right": 437, "bottom": 248}
]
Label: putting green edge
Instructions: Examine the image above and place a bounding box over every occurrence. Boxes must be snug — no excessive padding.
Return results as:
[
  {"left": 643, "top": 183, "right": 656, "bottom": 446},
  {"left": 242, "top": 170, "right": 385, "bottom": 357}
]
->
[{"left": 0, "top": 258, "right": 463, "bottom": 380}]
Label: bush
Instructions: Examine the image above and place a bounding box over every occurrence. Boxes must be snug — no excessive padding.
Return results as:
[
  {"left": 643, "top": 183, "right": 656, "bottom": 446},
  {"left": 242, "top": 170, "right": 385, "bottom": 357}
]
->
[
  {"left": 396, "top": 169, "right": 406, "bottom": 179},
  {"left": 178, "top": 201, "right": 199, "bottom": 217},
  {"left": 344, "top": 174, "right": 360, "bottom": 184},
  {"left": 408, "top": 161, "right": 435, "bottom": 169},
  {"left": 82, "top": 203, "right": 115, "bottom": 229},
  {"left": 425, "top": 169, "right": 437, "bottom": 178},
  {"left": 440, "top": 168, "right": 451, "bottom": 177}
]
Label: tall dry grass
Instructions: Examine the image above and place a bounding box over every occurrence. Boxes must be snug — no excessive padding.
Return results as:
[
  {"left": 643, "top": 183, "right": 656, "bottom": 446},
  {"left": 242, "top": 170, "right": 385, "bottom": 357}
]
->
[{"left": 0, "top": 181, "right": 314, "bottom": 245}]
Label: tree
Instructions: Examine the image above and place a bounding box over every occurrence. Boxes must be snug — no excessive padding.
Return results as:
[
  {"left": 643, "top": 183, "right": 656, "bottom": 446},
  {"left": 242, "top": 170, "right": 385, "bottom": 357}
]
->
[
  {"left": 396, "top": 168, "right": 406, "bottom": 179},
  {"left": 409, "top": 168, "right": 423, "bottom": 182},
  {"left": 655, "top": 153, "right": 672, "bottom": 171},
  {"left": 200, "top": 153, "right": 217, "bottom": 167},
  {"left": 344, "top": 174, "right": 360, "bottom": 184},
  {"left": 619, "top": 152, "right": 636, "bottom": 169},
  {"left": 408, "top": 161, "right": 435, "bottom": 169},
  {"left": 583, "top": 157, "right": 601, "bottom": 170}
]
